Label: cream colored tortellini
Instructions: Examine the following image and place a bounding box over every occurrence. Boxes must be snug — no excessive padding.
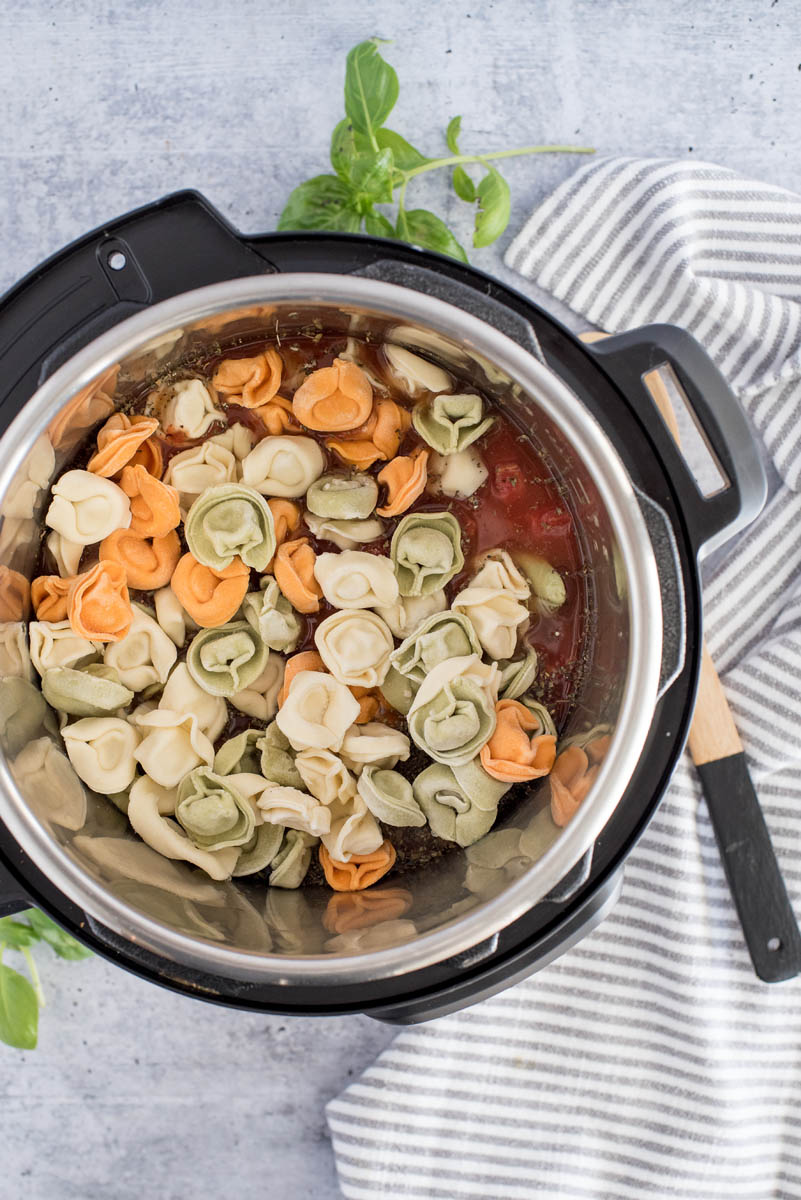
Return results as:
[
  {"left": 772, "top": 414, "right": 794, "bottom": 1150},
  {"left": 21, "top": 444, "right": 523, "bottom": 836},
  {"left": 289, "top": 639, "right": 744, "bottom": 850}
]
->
[
  {"left": 133, "top": 708, "right": 214, "bottom": 788},
  {"left": 159, "top": 662, "right": 227, "bottom": 741},
  {"left": 11, "top": 737, "right": 87, "bottom": 831},
  {"left": 163, "top": 379, "right": 224, "bottom": 437},
  {"left": 390, "top": 611, "right": 482, "bottom": 685},
  {"left": 229, "top": 652, "right": 285, "bottom": 721},
  {"left": 184, "top": 483, "right": 276, "bottom": 571},
  {"left": 303, "top": 512, "right": 384, "bottom": 550},
  {"left": 208, "top": 425, "right": 256, "bottom": 462},
  {"left": 41, "top": 664, "right": 134, "bottom": 718},
  {"left": 257, "top": 785, "right": 331, "bottom": 837},
  {"left": 269, "top": 830, "right": 317, "bottom": 889},
  {"left": 428, "top": 448, "right": 488, "bottom": 498},
  {"left": 407, "top": 654, "right": 499, "bottom": 766},
  {"left": 164, "top": 440, "right": 238, "bottom": 510},
  {"left": 413, "top": 758, "right": 511, "bottom": 847},
  {"left": 314, "top": 609, "right": 394, "bottom": 688},
  {"left": 390, "top": 511, "right": 464, "bottom": 597},
  {"left": 306, "top": 472, "right": 378, "bottom": 520},
  {"left": 62, "top": 716, "right": 140, "bottom": 794},
  {"left": 104, "top": 606, "right": 177, "bottom": 692},
  {"left": 4, "top": 434, "right": 55, "bottom": 520},
  {"left": 45, "top": 470, "right": 131, "bottom": 545},
  {"left": 276, "top": 670, "right": 360, "bottom": 752},
  {"left": 186, "top": 622, "right": 268, "bottom": 698},
  {"left": 242, "top": 577, "right": 302, "bottom": 653},
  {"left": 340, "top": 722, "right": 411, "bottom": 773},
  {"left": 357, "top": 766, "right": 425, "bottom": 828},
  {"left": 127, "top": 775, "right": 239, "bottom": 881},
  {"left": 314, "top": 551, "right": 399, "bottom": 610},
  {"left": 452, "top": 549, "right": 531, "bottom": 660},
  {"left": 295, "top": 748, "right": 356, "bottom": 806},
  {"left": 384, "top": 344, "right": 451, "bottom": 395},
  {"left": 175, "top": 766, "right": 257, "bottom": 851},
  {"left": 322, "top": 792, "right": 383, "bottom": 862},
  {"left": 412, "top": 392, "right": 494, "bottom": 455},
  {"left": 0, "top": 621, "right": 32, "bottom": 680},
  {"left": 153, "top": 586, "right": 198, "bottom": 648},
  {"left": 374, "top": 589, "right": 447, "bottom": 640},
  {"left": 29, "top": 621, "right": 100, "bottom": 676},
  {"left": 46, "top": 531, "right": 83, "bottom": 577},
  {"left": 241, "top": 435, "right": 324, "bottom": 497}
]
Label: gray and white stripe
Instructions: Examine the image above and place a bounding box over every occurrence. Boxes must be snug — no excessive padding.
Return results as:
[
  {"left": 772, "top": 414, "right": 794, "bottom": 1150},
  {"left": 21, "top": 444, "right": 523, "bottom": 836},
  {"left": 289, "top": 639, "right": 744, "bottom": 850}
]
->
[{"left": 327, "top": 159, "right": 801, "bottom": 1198}]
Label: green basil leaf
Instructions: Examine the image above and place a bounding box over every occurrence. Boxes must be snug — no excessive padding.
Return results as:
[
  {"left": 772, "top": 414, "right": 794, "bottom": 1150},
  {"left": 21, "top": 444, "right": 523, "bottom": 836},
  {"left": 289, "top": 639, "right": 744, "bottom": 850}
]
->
[
  {"left": 330, "top": 120, "right": 371, "bottom": 180},
  {"left": 398, "top": 209, "right": 468, "bottom": 263},
  {"left": 0, "top": 918, "right": 38, "bottom": 950},
  {"left": 350, "top": 148, "right": 395, "bottom": 207},
  {"left": 446, "top": 115, "right": 462, "bottom": 154},
  {"left": 344, "top": 40, "right": 399, "bottom": 141},
  {"left": 25, "top": 910, "right": 92, "bottom": 961},
  {"left": 0, "top": 962, "right": 38, "bottom": 1049},
  {"left": 365, "top": 211, "right": 397, "bottom": 239},
  {"left": 452, "top": 166, "right": 476, "bottom": 202},
  {"left": 375, "top": 128, "right": 428, "bottom": 171},
  {"left": 278, "top": 175, "right": 362, "bottom": 233},
  {"left": 473, "top": 165, "right": 511, "bottom": 247}
]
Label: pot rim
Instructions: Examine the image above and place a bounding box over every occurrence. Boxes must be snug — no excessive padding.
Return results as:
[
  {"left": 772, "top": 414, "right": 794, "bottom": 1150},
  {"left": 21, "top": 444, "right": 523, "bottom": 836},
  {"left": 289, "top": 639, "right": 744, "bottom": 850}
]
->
[{"left": 0, "top": 273, "right": 663, "bottom": 982}]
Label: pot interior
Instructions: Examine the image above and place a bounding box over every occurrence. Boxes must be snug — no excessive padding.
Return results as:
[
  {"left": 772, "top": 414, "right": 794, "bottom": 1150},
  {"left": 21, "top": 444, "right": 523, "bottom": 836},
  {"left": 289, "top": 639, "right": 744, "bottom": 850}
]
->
[{"left": 0, "top": 286, "right": 642, "bottom": 973}]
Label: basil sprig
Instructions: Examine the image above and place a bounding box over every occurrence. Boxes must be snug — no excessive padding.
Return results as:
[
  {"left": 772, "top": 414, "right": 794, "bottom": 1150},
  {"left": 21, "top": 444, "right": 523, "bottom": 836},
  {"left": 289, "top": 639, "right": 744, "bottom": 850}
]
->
[
  {"left": 0, "top": 909, "right": 91, "bottom": 1051},
  {"left": 279, "top": 38, "right": 594, "bottom": 260}
]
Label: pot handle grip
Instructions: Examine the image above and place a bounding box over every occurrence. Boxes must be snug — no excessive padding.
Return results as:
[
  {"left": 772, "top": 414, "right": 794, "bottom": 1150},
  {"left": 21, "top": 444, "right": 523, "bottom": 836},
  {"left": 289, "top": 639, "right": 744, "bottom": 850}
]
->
[{"left": 586, "top": 325, "right": 767, "bottom": 556}]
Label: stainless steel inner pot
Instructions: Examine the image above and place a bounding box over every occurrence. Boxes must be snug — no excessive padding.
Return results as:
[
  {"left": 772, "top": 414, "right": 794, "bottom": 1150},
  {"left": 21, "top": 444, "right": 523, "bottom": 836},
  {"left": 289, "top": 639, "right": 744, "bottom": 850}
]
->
[{"left": 0, "top": 275, "right": 662, "bottom": 983}]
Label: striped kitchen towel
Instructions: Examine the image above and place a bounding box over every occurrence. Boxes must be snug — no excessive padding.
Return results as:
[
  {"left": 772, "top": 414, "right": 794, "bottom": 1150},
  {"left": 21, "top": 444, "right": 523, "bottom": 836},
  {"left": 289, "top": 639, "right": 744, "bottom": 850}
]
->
[{"left": 327, "top": 159, "right": 801, "bottom": 1199}]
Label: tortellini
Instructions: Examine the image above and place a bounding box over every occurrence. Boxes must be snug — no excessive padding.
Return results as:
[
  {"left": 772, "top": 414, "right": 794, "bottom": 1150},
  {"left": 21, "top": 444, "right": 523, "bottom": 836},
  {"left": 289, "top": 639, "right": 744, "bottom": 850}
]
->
[
  {"left": 340, "top": 722, "right": 411, "bottom": 773},
  {"left": 428, "top": 448, "right": 488, "bottom": 498},
  {"left": 0, "top": 621, "right": 32, "bottom": 680},
  {"left": 214, "top": 729, "right": 263, "bottom": 776},
  {"left": 0, "top": 677, "right": 49, "bottom": 755},
  {"left": 498, "top": 648, "right": 539, "bottom": 700},
  {"left": 374, "top": 590, "right": 447, "bottom": 640},
  {"left": 164, "top": 440, "right": 238, "bottom": 510},
  {"left": 127, "top": 775, "right": 238, "bottom": 881},
  {"left": 46, "top": 530, "right": 83, "bottom": 578},
  {"left": 384, "top": 344, "right": 451, "bottom": 395},
  {"left": 186, "top": 622, "right": 268, "bottom": 698},
  {"left": 12, "top": 737, "right": 87, "bottom": 831},
  {"left": 242, "top": 577, "right": 302, "bottom": 653},
  {"left": 303, "top": 512, "right": 384, "bottom": 550},
  {"left": 29, "top": 621, "right": 100, "bottom": 676},
  {"left": 41, "top": 664, "right": 134, "bottom": 718},
  {"left": 104, "top": 605, "right": 177, "bottom": 692},
  {"left": 306, "top": 472, "right": 378, "bottom": 520},
  {"left": 241, "top": 435, "right": 324, "bottom": 497},
  {"left": 159, "top": 662, "right": 227, "bottom": 742},
  {"left": 380, "top": 666, "right": 417, "bottom": 716},
  {"left": 357, "top": 766, "right": 425, "bottom": 828},
  {"left": 153, "top": 586, "right": 197, "bottom": 647},
  {"left": 133, "top": 708, "right": 214, "bottom": 788},
  {"left": 452, "top": 549, "right": 531, "bottom": 660},
  {"left": 390, "top": 511, "right": 464, "bottom": 596},
  {"left": 233, "top": 824, "right": 284, "bottom": 878},
  {"left": 257, "top": 785, "right": 331, "bottom": 837},
  {"left": 413, "top": 758, "right": 511, "bottom": 847},
  {"left": 314, "top": 551, "right": 399, "bottom": 610},
  {"left": 45, "top": 470, "right": 131, "bottom": 545},
  {"left": 412, "top": 392, "right": 494, "bottom": 455},
  {"left": 276, "top": 670, "right": 360, "bottom": 752},
  {"left": 258, "top": 722, "right": 303, "bottom": 788},
  {"left": 407, "top": 655, "right": 498, "bottom": 766},
  {"left": 229, "top": 652, "right": 284, "bottom": 721},
  {"left": 62, "top": 717, "right": 140, "bottom": 794},
  {"left": 162, "top": 379, "right": 224, "bottom": 437},
  {"left": 322, "top": 792, "right": 383, "bottom": 862},
  {"left": 175, "top": 767, "right": 256, "bottom": 851},
  {"left": 269, "top": 829, "right": 316, "bottom": 889},
  {"left": 184, "top": 483, "right": 276, "bottom": 571},
  {"left": 295, "top": 748, "right": 356, "bottom": 806},
  {"left": 390, "top": 611, "right": 482, "bottom": 685},
  {"left": 314, "top": 610, "right": 394, "bottom": 688}
]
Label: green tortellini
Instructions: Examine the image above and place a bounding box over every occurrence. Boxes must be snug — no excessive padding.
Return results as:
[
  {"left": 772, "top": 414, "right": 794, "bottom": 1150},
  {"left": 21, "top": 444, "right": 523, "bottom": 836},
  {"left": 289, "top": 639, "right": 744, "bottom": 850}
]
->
[
  {"left": 518, "top": 695, "right": 557, "bottom": 737},
  {"left": 0, "top": 677, "right": 49, "bottom": 756},
  {"left": 175, "top": 765, "right": 256, "bottom": 851},
  {"left": 233, "top": 823, "right": 284, "bottom": 877},
  {"left": 412, "top": 392, "right": 494, "bottom": 455},
  {"left": 257, "top": 722, "right": 303, "bottom": 788},
  {"left": 242, "top": 577, "right": 302, "bottom": 654},
  {"left": 184, "top": 482, "right": 276, "bottom": 571},
  {"left": 305, "top": 471, "right": 378, "bottom": 520},
  {"left": 407, "top": 671, "right": 496, "bottom": 766},
  {"left": 390, "top": 511, "right": 464, "bottom": 597},
  {"left": 498, "top": 648, "right": 539, "bottom": 701},
  {"left": 213, "top": 729, "right": 264, "bottom": 776},
  {"left": 413, "top": 758, "right": 511, "bottom": 847},
  {"left": 269, "top": 829, "right": 317, "bottom": 889},
  {"left": 41, "top": 663, "right": 134, "bottom": 717},
  {"left": 186, "top": 622, "right": 268, "bottom": 698},
  {"left": 357, "top": 766, "right": 426, "bottom": 828},
  {"left": 380, "top": 666, "right": 418, "bottom": 716},
  {"left": 390, "top": 611, "right": 481, "bottom": 685}
]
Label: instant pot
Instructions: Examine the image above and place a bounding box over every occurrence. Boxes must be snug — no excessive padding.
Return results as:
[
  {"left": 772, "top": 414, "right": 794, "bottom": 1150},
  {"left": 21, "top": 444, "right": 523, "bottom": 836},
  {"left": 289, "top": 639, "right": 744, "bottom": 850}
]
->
[{"left": 0, "top": 191, "right": 767, "bottom": 1022}]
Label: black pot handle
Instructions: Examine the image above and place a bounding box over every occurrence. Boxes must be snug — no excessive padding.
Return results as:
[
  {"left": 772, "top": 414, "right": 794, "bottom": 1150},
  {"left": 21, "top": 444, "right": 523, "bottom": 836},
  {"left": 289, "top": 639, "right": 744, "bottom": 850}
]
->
[
  {"left": 586, "top": 325, "right": 767, "bottom": 557},
  {"left": 0, "top": 859, "right": 28, "bottom": 919},
  {"left": 0, "top": 190, "right": 273, "bottom": 427}
]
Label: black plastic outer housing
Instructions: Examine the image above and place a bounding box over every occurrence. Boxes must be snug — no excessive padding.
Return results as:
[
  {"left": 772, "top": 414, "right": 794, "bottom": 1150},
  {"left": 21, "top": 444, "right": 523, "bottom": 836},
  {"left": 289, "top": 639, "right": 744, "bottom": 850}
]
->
[{"left": 0, "top": 192, "right": 707, "bottom": 1022}]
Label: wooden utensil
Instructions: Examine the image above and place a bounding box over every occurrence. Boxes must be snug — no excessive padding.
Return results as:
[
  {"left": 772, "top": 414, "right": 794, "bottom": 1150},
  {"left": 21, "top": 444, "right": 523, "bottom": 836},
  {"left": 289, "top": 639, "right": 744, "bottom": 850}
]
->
[{"left": 582, "top": 331, "right": 801, "bottom": 981}]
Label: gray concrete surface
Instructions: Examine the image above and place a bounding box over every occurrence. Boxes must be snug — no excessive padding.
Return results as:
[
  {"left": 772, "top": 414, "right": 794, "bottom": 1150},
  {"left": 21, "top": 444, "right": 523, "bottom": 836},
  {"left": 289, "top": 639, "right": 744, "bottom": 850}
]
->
[{"left": 0, "top": 1, "right": 799, "bottom": 1197}]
